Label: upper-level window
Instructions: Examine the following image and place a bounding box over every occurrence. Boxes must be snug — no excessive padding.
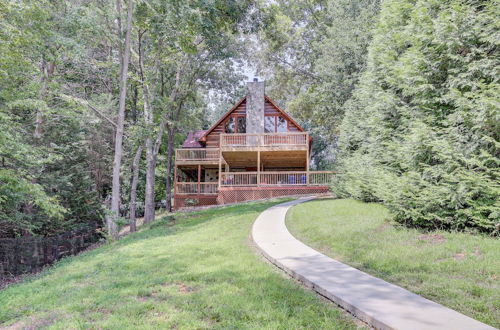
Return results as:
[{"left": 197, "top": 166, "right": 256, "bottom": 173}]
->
[
  {"left": 237, "top": 117, "right": 246, "bottom": 133},
  {"left": 225, "top": 117, "right": 235, "bottom": 133},
  {"left": 225, "top": 116, "right": 246, "bottom": 133},
  {"left": 264, "top": 116, "right": 275, "bottom": 133},
  {"left": 265, "top": 115, "right": 288, "bottom": 133},
  {"left": 277, "top": 116, "right": 287, "bottom": 132}
]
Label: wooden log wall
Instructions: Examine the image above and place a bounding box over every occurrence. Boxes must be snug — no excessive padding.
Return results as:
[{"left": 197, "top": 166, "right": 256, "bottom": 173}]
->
[{"left": 205, "top": 99, "right": 302, "bottom": 148}]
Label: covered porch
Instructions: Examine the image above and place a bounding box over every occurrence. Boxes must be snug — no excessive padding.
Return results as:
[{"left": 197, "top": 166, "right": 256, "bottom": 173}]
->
[
  {"left": 173, "top": 165, "right": 334, "bottom": 209},
  {"left": 174, "top": 166, "right": 334, "bottom": 194}
]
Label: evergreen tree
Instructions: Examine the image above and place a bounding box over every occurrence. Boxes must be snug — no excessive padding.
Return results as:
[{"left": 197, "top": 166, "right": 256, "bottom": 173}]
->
[{"left": 336, "top": 0, "right": 499, "bottom": 234}]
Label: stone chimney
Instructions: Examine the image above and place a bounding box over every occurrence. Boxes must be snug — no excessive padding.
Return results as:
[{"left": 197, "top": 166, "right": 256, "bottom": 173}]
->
[{"left": 246, "top": 79, "right": 265, "bottom": 134}]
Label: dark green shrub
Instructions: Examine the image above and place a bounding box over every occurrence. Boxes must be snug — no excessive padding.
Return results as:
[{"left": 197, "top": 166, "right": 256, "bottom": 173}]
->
[{"left": 336, "top": 0, "right": 499, "bottom": 235}]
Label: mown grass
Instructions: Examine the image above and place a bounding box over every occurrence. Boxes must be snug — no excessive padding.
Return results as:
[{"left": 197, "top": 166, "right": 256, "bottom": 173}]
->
[
  {"left": 286, "top": 198, "right": 500, "bottom": 328},
  {"left": 0, "top": 199, "right": 358, "bottom": 329}
]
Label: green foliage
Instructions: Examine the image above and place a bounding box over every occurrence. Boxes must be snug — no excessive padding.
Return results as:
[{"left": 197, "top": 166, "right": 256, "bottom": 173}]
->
[
  {"left": 336, "top": 0, "right": 500, "bottom": 234},
  {"left": 0, "top": 1, "right": 109, "bottom": 237},
  {"left": 256, "top": 0, "right": 381, "bottom": 168},
  {"left": 0, "top": 0, "right": 254, "bottom": 238}
]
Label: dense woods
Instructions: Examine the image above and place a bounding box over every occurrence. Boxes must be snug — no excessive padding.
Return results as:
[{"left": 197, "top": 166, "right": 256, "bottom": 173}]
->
[
  {"left": 257, "top": 0, "right": 499, "bottom": 235},
  {"left": 336, "top": 0, "right": 499, "bottom": 234},
  {"left": 1, "top": 0, "right": 498, "bottom": 239},
  {"left": 0, "top": 0, "right": 253, "bottom": 239}
]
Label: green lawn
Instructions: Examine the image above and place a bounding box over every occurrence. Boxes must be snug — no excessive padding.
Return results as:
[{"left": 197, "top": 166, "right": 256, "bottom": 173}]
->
[
  {"left": 0, "top": 199, "right": 358, "bottom": 329},
  {"left": 286, "top": 198, "right": 500, "bottom": 328}
]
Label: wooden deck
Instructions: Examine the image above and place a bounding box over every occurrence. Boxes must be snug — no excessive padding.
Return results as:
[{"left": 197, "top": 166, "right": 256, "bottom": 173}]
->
[
  {"left": 174, "top": 132, "right": 332, "bottom": 210},
  {"left": 175, "top": 171, "right": 334, "bottom": 194},
  {"left": 175, "top": 148, "right": 221, "bottom": 165},
  {"left": 175, "top": 133, "right": 309, "bottom": 165},
  {"left": 220, "top": 133, "right": 308, "bottom": 152}
]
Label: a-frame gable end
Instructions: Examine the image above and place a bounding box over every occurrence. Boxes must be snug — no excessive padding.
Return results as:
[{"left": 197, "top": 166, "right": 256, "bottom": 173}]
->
[{"left": 200, "top": 95, "right": 304, "bottom": 148}]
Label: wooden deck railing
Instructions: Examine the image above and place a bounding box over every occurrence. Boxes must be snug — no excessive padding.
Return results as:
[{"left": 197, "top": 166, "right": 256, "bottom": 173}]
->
[
  {"left": 220, "top": 133, "right": 308, "bottom": 148},
  {"left": 220, "top": 171, "right": 334, "bottom": 187},
  {"left": 221, "top": 172, "right": 258, "bottom": 186},
  {"left": 175, "top": 171, "right": 333, "bottom": 195},
  {"left": 175, "top": 182, "right": 218, "bottom": 194},
  {"left": 176, "top": 148, "right": 219, "bottom": 161}
]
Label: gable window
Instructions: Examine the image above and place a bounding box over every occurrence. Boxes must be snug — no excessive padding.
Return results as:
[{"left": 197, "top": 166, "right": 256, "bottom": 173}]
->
[
  {"left": 277, "top": 116, "right": 287, "bottom": 132},
  {"left": 265, "top": 115, "right": 288, "bottom": 133},
  {"left": 264, "top": 116, "right": 275, "bottom": 133},
  {"left": 225, "top": 115, "right": 246, "bottom": 133},
  {"left": 225, "top": 117, "right": 235, "bottom": 133},
  {"left": 237, "top": 117, "right": 246, "bottom": 133}
]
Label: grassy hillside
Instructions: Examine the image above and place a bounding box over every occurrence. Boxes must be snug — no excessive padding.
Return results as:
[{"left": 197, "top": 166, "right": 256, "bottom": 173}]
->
[
  {"left": 287, "top": 199, "right": 500, "bottom": 328},
  {"left": 0, "top": 199, "right": 358, "bottom": 329}
]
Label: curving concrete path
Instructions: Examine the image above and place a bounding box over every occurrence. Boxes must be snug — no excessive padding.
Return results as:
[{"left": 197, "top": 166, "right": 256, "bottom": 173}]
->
[{"left": 252, "top": 197, "right": 494, "bottom": 330}]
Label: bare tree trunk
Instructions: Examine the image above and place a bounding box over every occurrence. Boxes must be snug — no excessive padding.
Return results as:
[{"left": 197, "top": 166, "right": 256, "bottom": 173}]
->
[
  {"left": 34, "top": 60, "right": 54, "bottom": 139},
  {"left": 142, "top": 66, "right": 182, "bottom": 223},
  {"left": 26, "top": 60, "right": 55, "bottom": 220},
  {"left": 138, "top": 31, "right": 157, "bottom": 224},
  {"left": 108, "top": 0, "right": 134, "bottom": 239},
  {"left": 164, "top": 59, "right": 201, "bottom": 212},
  {"left": 165, "top": 127, "right": 175, "bottom": 211},
  {"left": 129, "top": 144, "right": 143, "bottom": 232}
]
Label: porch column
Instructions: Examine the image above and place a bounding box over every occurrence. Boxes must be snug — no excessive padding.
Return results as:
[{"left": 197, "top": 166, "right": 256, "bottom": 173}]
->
[
  {"left": 174, "top": 165, "right": 178, "bottom": 195},
  {"left": 257, "top": 150, "right": 261, "bottom": 186},
  {"left": 218, "top": 134, "right": 222, "bottom": 189},
  {"left": 306, "top": 137, "right": 310, "bottom": 185},
  {"left": 197, "top": 164, "right": 201, "bottom": 194}
]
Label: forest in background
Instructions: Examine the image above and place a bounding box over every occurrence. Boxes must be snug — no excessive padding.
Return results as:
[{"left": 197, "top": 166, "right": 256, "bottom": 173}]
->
[{"left": 1, "top": 0, "right": 498, "bottom": 239}]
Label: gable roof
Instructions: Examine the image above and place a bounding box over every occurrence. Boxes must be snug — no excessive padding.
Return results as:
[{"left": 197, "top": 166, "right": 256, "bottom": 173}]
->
[{"left": 199, "top": 95, "right": 304, "bottom": 142}]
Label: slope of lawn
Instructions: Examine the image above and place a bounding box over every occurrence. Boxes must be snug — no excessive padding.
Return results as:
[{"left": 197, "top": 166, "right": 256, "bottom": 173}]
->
[
  {"left": 286, "top": 199, "right": 500, "bottom": 328},
  {"left": 0, "top": 199, "right": 358, "bottom": 329}
]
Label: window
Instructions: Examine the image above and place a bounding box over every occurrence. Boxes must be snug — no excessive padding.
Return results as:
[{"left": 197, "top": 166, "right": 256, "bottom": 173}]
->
[
  {"left": 237, "top": 117, "right": 246, "bottom": 133},
  {"left": 277, "top": 116, "right": 287, "bottom": 132},
  {"left": 225, "top": 117, "right": 235, "bottom": 133},
  {"left": 225, "top": 116, "right": 246, "bottom": 133},
  {"left": 264, "top": 116, "right": 275, "bottom": 133},
  {"left": 265, "top": 116, "right": 289, "bottom": 133}
]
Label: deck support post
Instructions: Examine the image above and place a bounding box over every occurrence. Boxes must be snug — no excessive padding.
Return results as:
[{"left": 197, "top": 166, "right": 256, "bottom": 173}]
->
[
  {"left": 257, "top": 150, "right": 261, "bottom": 186},
  {"left": 173, "top": 165, "right": 178, "bottom": 209},
  {"left": 218, "top": 136, "right": 222, "bottom": 189},
  {"left": 197, "top": 164, "right": 201, "bottom": 194},
  {"left": 306, "top": 136, "right": 310, "bottom": 185},
  {"left": 174, "top": 165, "right": 178, "bottom": 195}
]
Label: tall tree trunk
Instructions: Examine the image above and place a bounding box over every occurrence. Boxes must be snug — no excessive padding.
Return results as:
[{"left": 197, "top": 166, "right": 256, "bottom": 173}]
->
[
  {"left": 26, "top": 59, "right": 55, "bottom": 223},
  {"left": 164, "top": 59, "right": 201, "bottom": 212},
  {"left": 165, "top": 127, "right": 175, "bottom": 211},
  {"left": 143, "top": 138, "right": 155, "bottom": 222},
  {"left": 108, "top": 0, "right": 134, "bottom": 239},
  {"left": 138, "top": 31, "right": 157, "bottom": 224},
  {"left": 34, "top": 60, "right": 54, "bottom": 139},
  {"left": 142, "top": 66, "right": 182, "bottom": 223},
  {"left": 129, "top": 144, "right": 143, "bottom": 232}
]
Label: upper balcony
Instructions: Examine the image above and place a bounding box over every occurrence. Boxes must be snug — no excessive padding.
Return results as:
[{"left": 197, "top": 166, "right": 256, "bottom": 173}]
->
[
  {"left": 220, "top": 132, "right": 309, "bottom": 152},
  {"left": 175, "top": 148, "right": 220, "bottom": 165}
]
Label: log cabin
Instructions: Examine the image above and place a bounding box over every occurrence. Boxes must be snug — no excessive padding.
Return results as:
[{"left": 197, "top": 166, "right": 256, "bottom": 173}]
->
[{"left": 173, "top": 79, "right": 334, "bottom": 210}]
